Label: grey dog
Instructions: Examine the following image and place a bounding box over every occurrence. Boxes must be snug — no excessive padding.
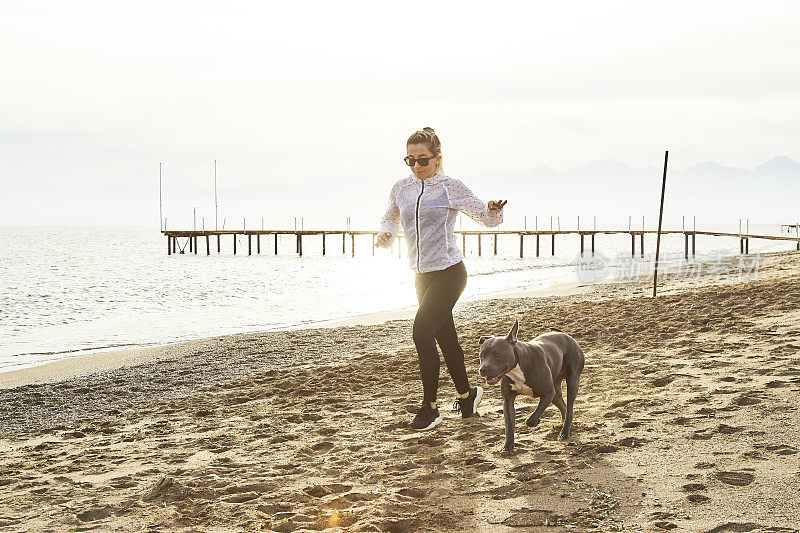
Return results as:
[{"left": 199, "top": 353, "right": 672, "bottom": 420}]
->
[{"left": 479, "top": 319, "right": 585, "bottom": 451}]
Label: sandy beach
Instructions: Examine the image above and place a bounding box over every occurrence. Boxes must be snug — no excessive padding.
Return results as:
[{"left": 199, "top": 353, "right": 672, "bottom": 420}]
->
[{"left": 1, "top": 251, "right": 799, "bottom": 532}]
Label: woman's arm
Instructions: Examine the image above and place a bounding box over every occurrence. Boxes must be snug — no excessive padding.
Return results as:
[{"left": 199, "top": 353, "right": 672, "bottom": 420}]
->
[
  {"left": 448, "top": 179, "right": 505, "bottom": 227},
  {"left": 377, "top": 182, "right": 400, "bottom": 247}
]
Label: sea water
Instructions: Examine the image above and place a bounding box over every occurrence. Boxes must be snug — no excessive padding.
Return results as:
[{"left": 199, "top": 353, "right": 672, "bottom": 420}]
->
[{"left": 0, "top": 224, "right": 794, "bottom": 372}]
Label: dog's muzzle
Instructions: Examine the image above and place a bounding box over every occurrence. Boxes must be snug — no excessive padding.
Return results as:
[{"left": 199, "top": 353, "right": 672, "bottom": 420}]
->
[{"left": 480, "top": 366, "right": 507, "bottom": 385}]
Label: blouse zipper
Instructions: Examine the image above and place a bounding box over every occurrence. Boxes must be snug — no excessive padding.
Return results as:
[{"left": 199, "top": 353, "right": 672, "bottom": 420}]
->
[{"left": 415, "top": 179, "right": 425, "bottom": 273}]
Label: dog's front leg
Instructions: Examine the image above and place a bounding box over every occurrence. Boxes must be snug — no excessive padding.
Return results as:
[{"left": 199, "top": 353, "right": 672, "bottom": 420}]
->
[
  {"left": 502, "top": 392, "right": 517, "bottom": 452},
  {"left": 525, "top": 393, "right": 554, "bottom": 427}
]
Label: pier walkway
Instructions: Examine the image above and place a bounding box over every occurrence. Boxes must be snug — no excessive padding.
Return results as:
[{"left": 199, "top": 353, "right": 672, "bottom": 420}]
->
[{"left": 162, "top": 229, "right": 800, "bottom": 258}]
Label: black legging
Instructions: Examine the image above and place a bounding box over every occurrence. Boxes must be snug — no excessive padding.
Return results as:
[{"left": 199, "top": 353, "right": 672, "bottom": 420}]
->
[{"left": 413, "top": 261, "right": 470, "bottom": 403}]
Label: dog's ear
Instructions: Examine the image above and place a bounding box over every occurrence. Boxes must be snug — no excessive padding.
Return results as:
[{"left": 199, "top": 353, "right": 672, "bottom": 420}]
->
[
  {"left": 506, "top": 319, "right": 519, "bottom": 344},
  {"left": 479, "top": 335, "right": 492, "bottom": 345}
]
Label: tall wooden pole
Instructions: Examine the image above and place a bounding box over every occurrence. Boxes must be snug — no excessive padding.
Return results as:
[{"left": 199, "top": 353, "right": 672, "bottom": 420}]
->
[{"left": 653, "top": 151, "right": 669, "bottom": 298}]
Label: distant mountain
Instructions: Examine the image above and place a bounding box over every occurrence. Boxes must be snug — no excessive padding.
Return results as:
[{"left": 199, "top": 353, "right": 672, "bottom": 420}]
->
[
  {"left": 681, "top": 161, "right": 751, "bottom": 181},
  {"left": 464, "top": 156, "right": 799, "bottom": 226},
  {"left": 753, "top": 155, "right": 800, "bottom": 178}
]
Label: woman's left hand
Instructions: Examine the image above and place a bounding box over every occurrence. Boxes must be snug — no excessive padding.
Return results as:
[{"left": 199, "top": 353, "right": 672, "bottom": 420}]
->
[{"left": 488, "top": 200, "right": 507, "bottom": 211}]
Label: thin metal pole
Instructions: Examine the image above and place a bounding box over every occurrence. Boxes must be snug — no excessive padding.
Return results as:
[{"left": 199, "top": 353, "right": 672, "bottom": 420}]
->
[
  {"left": 214, "top": 160, "right": 218, "bottom": 230},
  {"left": 653, "top": 151, "right": 669, "bottom": 298},
  {"left": 159, "top": 162, "right": 163, "bottom": 231}
]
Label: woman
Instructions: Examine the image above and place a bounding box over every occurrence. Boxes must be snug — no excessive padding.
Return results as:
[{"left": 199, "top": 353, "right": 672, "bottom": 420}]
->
[{"left": 377, "top": 127, "right": 507, "bottom": 431}]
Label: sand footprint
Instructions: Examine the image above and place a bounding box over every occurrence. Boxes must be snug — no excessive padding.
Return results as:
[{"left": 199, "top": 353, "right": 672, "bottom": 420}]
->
[
  {"left": 766, "top": 444, "right": 799, "bottom": 456},
  {"left": 713, "top": 470, "right": 755, "bottom": 486}
]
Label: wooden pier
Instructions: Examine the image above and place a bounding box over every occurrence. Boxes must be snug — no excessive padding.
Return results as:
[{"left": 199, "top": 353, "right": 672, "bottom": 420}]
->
[{"left": 162, "top": 228, "right": 800, "bottom": 258}]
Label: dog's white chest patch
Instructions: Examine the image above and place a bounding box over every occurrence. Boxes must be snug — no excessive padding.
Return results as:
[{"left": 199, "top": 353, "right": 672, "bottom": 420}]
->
[{"left": 507, "top": 366, "right": 533, "bottom": 395}]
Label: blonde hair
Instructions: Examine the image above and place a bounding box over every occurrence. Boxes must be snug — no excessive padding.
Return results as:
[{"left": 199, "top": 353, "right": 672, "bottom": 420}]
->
[{"left": 407, "top": 126, "right": 444, "bottom": 174}]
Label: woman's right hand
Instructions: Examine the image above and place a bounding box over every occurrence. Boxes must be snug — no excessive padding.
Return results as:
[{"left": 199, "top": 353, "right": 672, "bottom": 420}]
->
[{"left": 376, "top": 232, "right": 392, "bottom": 248}]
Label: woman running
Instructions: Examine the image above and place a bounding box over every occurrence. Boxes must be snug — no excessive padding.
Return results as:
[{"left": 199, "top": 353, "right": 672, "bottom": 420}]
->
[{"left": 377, "top": 127, "right": 507, "bottom": 431}]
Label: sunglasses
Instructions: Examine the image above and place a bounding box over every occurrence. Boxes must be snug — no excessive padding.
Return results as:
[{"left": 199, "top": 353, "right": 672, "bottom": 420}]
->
[{"left": 404, "top": 155, "right": 436, "bottom": 167}]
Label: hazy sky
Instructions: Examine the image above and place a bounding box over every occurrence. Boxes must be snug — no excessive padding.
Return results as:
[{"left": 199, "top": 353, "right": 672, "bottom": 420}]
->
[{"left": 2, "top": 1, "right": 798, "bottom": 228}]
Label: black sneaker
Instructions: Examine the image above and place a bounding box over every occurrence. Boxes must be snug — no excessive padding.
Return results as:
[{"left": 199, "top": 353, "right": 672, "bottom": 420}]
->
[
  {"left": 452, "top": 386, "right": 483, "bottom": 419},
  {"left": 410, "top": 403, "right": 442, "bottom": 431}
]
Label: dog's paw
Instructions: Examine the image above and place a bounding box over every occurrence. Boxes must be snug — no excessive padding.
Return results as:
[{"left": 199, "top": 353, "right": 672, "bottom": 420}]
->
[{"left": 525, "top": 415, "right": 540, "bottom": 427}]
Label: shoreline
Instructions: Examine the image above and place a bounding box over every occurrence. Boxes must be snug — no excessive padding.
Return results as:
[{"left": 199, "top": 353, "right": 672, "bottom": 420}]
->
[
  {"left": 0, "top": 241, "right": 780, "bottom": 386},
  {"left": 0, "top": 242, "right": 772, "bottom": 390},
  {"left": 0, "top": 278, "right": 590, "bottom": 390}
]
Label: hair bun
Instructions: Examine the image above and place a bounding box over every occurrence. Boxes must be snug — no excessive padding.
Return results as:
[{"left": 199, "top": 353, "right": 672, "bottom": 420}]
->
[{"left": 422, "top": 126, "right": 435, "bottom": 135}]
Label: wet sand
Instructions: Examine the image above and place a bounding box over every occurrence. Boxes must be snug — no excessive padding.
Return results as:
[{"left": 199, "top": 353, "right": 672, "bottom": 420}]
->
[{"left": 1, "top": 251, "right": 798, "bottom": 531}]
